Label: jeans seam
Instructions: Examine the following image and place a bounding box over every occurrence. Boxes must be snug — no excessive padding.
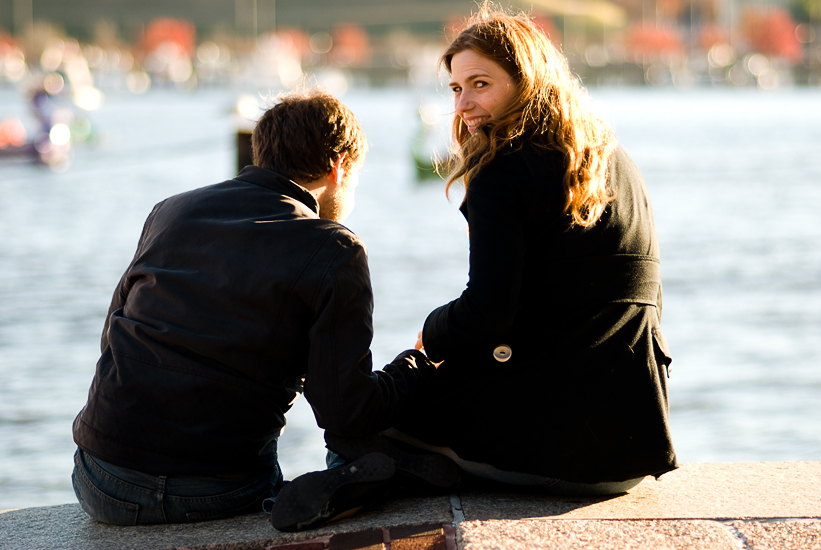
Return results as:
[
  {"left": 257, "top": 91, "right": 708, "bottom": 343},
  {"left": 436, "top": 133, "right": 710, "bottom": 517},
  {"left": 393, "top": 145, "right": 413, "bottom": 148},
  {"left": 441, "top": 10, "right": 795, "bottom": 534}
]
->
[{"left": 157, "top": 476, "right": 167, "bottom": 523}]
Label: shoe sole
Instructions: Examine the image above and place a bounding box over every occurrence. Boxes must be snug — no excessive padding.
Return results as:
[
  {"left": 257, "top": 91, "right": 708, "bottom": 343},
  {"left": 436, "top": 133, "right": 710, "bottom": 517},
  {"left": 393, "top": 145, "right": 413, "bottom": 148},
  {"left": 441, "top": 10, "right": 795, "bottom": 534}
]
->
[
  {"left": 325, "top": 433, "right": 460, "bottom": 492},
  {"left": 269, "top": 452, "right": 394, "bottom": 532}
]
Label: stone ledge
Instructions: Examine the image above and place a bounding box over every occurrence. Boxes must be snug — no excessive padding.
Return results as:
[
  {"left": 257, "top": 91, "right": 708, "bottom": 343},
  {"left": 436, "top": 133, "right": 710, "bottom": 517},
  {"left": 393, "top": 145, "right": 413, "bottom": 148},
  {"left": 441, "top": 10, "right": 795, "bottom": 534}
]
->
[
  {"left": 458, "top": 461, "right": 821, "bottom": 521},
  {"left": 457, "top": 519, "right": 821, "bottom": 550},
  {"left": 1, "top": 463, "right": 819, "bottom": 550},
  {"left": 0, "top": 495, "right": 452, "bottom": 550}
]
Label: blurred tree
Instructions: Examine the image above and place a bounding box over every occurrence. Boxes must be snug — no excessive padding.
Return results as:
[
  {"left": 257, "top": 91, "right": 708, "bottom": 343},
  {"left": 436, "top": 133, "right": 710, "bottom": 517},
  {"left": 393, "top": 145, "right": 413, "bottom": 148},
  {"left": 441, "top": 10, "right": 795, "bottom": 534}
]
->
[
  {"left": 330, "top": 24, "right": 371, "bottom": 67},
  {"left": 698, "top": 23, "right": 726, "bottom": 50},
  {"left": 741, "top": 7, "right": 802, "bottom": 62},
  {"left": 791, "top": 0, "right": 821, "bottom": 23},
  {"left": 625, "top": 23, "right": 683, "bottom": 59},
  {"left": 141, "top": 18, "right": 196, "bottom": 56},
  {"left": 276, "top": 27, "right": 311, "bottom": 57},
  {"left": 532, "top": 14, "right": 562, "bottom": 45},
  {"left": 0, "top": 32, "right": 18, "bottom": 50},
  {"left": 657, "top": 0, "right": 687, "bottom": 20},
  {"left": 91, "top": 20, "right": 124, "bottom": 50}
]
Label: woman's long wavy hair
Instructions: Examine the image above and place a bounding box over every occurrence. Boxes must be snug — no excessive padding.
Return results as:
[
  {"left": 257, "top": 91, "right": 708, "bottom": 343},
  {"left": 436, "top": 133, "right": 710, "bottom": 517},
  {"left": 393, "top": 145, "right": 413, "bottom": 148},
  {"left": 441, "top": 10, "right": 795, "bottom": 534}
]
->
[{"left": 441, "top": 4, "right": 617, "bottom": 227}]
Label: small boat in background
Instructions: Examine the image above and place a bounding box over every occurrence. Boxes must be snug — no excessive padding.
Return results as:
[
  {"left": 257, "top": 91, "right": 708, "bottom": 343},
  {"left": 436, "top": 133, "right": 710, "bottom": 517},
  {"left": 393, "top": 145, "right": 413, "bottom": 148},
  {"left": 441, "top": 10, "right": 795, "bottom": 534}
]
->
[
  {"left": 412, "top": 99, "right": 452, "bottom": 182},
  {"left": 0, "top": 83, "right": 95, "bottom": 170}
]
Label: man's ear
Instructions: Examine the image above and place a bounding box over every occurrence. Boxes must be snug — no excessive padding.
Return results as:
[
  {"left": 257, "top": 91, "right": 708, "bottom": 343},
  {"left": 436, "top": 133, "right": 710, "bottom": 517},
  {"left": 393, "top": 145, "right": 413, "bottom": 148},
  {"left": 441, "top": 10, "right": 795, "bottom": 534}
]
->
[{"left": 330, "top": 153, "right": 348, "bottom": 185}]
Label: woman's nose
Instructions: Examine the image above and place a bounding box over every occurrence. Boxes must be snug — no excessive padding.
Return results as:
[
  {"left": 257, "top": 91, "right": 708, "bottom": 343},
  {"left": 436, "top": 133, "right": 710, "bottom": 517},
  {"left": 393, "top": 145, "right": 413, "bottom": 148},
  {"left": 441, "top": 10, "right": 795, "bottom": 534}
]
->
[{"left": 455, "top": 91, "right": 472, "bottom": 115}]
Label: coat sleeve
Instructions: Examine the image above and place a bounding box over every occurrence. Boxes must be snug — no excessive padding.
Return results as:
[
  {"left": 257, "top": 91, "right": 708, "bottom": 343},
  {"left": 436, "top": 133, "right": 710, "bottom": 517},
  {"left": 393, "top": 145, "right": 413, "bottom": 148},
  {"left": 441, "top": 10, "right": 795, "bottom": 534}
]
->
[
  {"left": 304, "top": 232, "right": 437, "bottom": 436},
  {"left": 423, "top": 164, "right": 527, "bottom": 363},
  {"left": 100, "top": 201, "right": 165, "bottom": 352}
]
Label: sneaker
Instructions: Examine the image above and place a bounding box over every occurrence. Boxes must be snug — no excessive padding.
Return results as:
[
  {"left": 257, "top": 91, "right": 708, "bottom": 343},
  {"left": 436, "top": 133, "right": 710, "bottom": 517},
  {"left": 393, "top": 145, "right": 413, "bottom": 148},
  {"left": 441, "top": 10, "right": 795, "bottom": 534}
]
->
[
  {"left": 325, "top": 432, "right": 460, "bottom": 493},
  {"left": 268, "top": 452, "right": 394, "bottom": 532}
]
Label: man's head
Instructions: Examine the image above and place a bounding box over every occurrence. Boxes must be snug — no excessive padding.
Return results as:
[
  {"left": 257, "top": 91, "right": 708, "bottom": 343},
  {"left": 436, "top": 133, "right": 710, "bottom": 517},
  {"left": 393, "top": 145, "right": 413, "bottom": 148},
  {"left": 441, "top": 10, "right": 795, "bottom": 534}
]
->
[{"left": 252, "top": 87, "right": 367, "bottom": 186}]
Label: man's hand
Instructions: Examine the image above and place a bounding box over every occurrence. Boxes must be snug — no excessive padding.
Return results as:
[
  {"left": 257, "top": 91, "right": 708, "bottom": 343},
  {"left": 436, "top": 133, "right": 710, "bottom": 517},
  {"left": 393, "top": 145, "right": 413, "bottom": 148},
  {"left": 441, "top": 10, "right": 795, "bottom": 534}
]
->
[{"left": 413, "top": 331, "right": 443, "bottom": 368}]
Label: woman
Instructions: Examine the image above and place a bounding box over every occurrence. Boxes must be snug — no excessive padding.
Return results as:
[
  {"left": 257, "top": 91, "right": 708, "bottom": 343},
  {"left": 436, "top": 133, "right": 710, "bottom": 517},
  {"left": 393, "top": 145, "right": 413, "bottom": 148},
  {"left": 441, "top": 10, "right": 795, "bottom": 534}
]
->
[{"left": 387, "top": 6, "right": 678, "bottom": 495}]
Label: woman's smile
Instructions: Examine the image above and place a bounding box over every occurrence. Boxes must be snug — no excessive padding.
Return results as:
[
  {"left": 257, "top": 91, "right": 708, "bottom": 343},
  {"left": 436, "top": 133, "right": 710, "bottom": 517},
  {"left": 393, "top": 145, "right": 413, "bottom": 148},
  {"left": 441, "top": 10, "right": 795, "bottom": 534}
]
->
[{"left": 449, "top": 49, "right": 516, "bottom": 133}]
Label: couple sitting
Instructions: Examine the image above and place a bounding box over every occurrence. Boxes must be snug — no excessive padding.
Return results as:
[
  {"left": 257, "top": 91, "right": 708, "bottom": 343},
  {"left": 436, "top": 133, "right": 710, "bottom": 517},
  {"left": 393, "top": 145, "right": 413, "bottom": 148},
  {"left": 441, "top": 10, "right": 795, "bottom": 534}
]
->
[{"left": 72, "top": 7, "right": 677, "bottom": 532}]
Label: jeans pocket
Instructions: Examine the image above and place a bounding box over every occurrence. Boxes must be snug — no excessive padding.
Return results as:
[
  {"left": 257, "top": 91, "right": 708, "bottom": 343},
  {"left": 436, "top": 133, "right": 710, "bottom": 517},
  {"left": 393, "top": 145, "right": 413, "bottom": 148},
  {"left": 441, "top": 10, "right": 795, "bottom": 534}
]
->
[{"left": 72, "top": 456, "right": 140, "bottom": 526}]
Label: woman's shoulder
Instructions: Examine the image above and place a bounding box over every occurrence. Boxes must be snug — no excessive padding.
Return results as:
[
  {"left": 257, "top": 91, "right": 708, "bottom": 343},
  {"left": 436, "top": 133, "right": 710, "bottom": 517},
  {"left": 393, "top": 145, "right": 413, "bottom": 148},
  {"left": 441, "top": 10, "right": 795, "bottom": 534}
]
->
[
  {"left": 501, "top": 141, "right": 564, "bottom": 169},
  {"left": 607, "top": 145, "right": 649, "bottom": 195},
  {"left": 472, "top": 141, "right": 564, "bottom": 191}
]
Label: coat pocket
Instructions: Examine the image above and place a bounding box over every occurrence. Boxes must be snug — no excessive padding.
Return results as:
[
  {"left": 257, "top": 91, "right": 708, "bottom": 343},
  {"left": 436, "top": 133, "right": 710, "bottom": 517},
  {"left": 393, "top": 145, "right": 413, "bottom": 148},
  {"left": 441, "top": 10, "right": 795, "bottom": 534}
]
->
[{"left": 651, "top": 326, "right": 672, "bottom": 377}]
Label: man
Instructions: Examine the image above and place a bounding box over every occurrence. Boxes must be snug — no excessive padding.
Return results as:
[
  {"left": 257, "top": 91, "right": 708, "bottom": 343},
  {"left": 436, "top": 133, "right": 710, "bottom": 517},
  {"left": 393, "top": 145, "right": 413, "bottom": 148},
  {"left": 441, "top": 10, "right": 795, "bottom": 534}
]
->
[{"left": 72, "top": 88, "right": 457, "bottom": 530}]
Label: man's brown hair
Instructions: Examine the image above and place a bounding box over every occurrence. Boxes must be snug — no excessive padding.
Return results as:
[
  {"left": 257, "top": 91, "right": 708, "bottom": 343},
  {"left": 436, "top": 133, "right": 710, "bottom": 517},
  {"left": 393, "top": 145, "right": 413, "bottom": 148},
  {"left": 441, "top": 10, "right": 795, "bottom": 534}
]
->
[{"left": 252, "top": 87, "right": 367, "bottom": 182}]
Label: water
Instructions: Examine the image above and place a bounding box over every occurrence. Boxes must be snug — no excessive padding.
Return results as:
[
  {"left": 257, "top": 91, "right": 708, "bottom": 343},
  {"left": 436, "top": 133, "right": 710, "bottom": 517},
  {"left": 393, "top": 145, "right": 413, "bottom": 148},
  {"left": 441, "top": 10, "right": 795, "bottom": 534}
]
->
[{"left": 1, "top": 86, "right": 820, "bottom": 510}]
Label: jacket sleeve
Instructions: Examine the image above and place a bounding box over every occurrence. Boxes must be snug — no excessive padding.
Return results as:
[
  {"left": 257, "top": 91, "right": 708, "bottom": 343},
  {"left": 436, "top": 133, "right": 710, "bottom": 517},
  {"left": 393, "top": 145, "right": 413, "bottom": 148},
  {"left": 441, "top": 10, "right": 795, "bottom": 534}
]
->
[
  {"left": 303, "top": 232, "right": 437, "bottom": 436},
  {"left": 100, "top": 201, "right": 164, "bottom": 352},
  {"left": 423, "top": 165, "right": 527, "bottom": 363}
]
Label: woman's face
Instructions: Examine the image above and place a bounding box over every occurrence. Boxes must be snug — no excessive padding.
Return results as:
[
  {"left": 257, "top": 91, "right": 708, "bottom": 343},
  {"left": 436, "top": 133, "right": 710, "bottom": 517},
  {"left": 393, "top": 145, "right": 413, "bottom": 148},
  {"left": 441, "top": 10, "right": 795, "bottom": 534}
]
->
[{"left": 449, "top": 49, "right": 517, "bottom": 134}]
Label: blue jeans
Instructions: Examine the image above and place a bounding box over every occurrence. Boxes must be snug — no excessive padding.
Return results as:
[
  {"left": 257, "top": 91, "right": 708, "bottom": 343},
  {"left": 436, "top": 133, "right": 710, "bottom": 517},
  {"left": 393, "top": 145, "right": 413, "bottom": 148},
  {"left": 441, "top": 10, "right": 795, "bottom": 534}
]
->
[
  {"left": 325, "top": 450, "right": 347, "bottom": 469},
  {"left": 72, "top": 444, "right": 282, "bottom": 525}
]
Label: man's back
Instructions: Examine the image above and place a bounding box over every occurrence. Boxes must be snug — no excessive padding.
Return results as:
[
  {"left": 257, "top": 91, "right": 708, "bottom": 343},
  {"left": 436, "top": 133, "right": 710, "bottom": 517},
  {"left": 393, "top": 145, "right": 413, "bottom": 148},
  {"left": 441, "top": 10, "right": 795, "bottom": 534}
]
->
[
  {"left": 72, "top": 89, "right": 441, "bottom": 528},
  {"left": 74, "top": 166, "right": 371, "bottom": 476}
]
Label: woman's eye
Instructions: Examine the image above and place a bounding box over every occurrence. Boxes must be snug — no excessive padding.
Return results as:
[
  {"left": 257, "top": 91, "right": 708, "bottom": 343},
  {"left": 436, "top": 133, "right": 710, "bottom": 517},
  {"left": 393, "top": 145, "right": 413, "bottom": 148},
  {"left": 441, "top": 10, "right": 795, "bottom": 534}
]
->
[
  {"left": 475, "top": 81, "right": 487, "bottom": 88},
  {"left": 451, "top": 87, "right": 462, "bottom": 93}
]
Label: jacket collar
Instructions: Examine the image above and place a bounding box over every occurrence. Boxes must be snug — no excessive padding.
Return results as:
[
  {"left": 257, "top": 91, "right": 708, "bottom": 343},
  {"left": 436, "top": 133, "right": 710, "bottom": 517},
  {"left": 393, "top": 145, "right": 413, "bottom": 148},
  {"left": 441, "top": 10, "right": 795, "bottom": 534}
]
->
[{"left": 234, "top": 165, "right": 320, "bottom": 215}]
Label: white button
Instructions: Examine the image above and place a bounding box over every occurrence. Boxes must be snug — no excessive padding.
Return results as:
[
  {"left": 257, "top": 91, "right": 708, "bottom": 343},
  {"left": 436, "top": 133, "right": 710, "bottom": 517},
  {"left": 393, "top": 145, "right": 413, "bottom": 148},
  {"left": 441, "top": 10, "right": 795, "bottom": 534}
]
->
[{"left": 493, "top": 345, "right": 512, "bottom": 362}]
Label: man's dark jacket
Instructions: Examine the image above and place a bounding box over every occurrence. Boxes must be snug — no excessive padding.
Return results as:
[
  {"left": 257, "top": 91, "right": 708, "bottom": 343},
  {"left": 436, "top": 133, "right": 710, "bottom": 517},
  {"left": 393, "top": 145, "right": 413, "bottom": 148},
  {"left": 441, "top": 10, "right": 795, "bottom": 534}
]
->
[
  {"left": 395, "top": 144, "right": 678, "bottom": 484},
  {"left": 73, "top": 166, "right": 432, "bottom": 476}
]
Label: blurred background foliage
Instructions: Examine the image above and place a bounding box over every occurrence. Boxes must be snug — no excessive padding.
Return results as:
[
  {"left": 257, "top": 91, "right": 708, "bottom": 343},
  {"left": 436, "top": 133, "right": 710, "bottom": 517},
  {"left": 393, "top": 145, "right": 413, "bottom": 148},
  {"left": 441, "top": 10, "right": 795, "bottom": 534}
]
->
[
  {"left": 0, "top": 0, "right": 819, "bottom": 95},
  {"left": 0, "top": 0, "right": 819, "bottom": 167}
]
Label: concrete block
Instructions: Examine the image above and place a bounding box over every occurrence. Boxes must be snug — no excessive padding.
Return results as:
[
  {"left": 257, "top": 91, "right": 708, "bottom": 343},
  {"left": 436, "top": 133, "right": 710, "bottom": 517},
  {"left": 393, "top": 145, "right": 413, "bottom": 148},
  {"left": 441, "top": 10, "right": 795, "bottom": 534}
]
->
[
  {"left": 3, "top": 463, "right": 820, "bottom": 549},
  {"left": 459, "top": 462, "right": 821, "bottom": 521},
  {"left": 0, "top": 494, "right": 453, "bottom": 550},
  {"left": 457, "top": 519, "right": 741, "bottom": 550},
  {"left": 733, "top": 520, "right": 821, "bottom": 550}
]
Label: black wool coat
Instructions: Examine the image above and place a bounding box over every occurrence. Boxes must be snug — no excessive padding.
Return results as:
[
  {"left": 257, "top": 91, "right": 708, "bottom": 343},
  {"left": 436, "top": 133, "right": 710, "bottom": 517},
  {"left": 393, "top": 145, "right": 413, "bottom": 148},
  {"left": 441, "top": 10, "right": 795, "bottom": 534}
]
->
[{"left": 394, "top": 144, "right": 678, "bottom": 484}]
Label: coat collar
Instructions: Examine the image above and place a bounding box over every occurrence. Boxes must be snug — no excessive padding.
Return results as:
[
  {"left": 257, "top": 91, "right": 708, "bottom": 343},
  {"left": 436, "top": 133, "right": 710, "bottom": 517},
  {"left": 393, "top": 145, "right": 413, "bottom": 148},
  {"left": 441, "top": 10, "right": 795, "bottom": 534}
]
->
[{"left": 234, "top": 165, "right": 320, "bottom": 215}]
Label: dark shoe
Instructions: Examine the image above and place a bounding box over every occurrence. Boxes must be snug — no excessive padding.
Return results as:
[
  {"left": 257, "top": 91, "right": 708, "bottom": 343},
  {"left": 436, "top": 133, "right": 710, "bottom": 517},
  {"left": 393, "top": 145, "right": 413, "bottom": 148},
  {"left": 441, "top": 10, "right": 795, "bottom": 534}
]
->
[
  {"left": 268, "top": 452, "right": 394, "bottom": 532},
  {"left": 325, "top": 432, "right": 460, "bottom": 493}
]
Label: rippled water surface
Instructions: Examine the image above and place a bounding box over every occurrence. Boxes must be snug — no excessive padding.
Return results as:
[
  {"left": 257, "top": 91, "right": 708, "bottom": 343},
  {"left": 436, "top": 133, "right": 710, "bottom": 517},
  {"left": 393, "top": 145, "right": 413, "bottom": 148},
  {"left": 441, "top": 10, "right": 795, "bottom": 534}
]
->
[{"left": 1, "top": 86, "right": 820, "bottom": 509}]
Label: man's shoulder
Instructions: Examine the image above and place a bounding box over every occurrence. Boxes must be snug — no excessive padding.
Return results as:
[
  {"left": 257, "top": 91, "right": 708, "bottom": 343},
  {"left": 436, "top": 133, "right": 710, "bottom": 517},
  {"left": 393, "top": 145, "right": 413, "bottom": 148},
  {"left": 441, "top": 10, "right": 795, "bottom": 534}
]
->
[
  {"left": 151, "top": 178, "right": 243, "bottom": 208},
  {"left": 152, "top": 177, "right": 307, "bottom": 219},
  {"left": 309, "top": 220, "right": 366, "bottom": 252}
]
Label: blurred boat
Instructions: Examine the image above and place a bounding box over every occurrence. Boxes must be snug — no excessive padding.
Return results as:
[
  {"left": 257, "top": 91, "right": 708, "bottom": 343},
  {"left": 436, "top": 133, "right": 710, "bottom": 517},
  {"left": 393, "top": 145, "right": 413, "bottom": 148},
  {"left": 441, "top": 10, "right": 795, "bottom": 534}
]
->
[
  {"left": 0, "top": 87, "right": 71, "bottom": 167},
  {"left": 0, "top": 83, "right": 96, "bottom": 169},
  {"left": 412, "top": 99, "right": 452, "bottom": 182}
]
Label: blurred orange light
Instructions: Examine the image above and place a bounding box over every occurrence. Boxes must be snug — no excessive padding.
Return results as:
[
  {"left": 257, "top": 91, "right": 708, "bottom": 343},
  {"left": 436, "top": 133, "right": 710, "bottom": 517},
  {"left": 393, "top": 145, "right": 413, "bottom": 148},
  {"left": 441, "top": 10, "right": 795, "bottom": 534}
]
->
[
  {"left": 626, "top": 24, "right": 684, "bottom": 59},
  {"left": 0, "top": 119, "right": 27, "bottom": 148},
  {"left": 142, "top": 18, "right": 196, "bottom": 57},
  {"left": 741, "top": 7, "right": 802, "bottom": 62}
]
